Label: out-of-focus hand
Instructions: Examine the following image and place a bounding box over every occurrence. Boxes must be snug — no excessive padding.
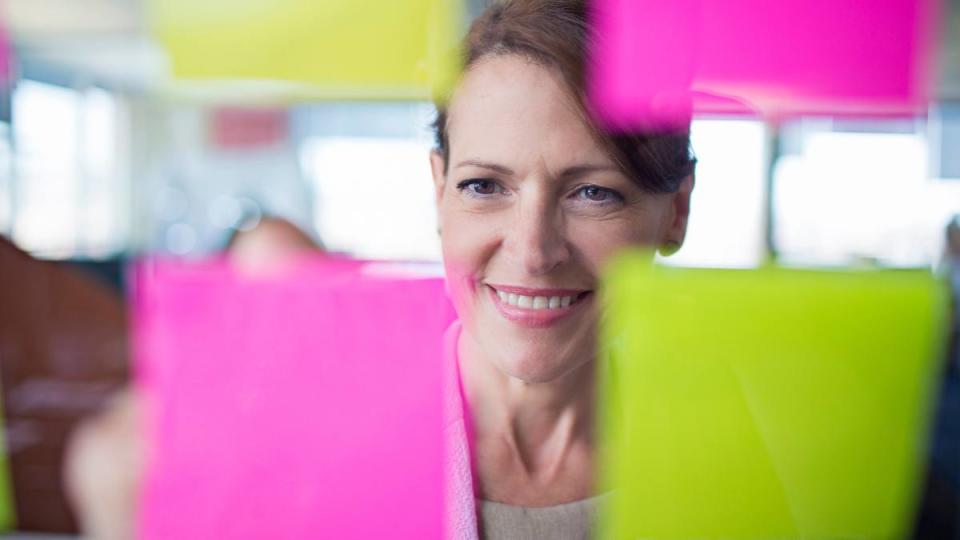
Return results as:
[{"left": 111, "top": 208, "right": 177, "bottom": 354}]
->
[
  {"left": 228, "top": 217, "right": 324, "bottom": 276},
  {"left": 64, "top": 388, "right": 143, "bottom": 540}
]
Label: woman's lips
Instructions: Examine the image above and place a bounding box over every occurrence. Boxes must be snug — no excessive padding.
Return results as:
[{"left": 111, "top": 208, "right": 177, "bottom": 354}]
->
[{"left": 485, "top": 284, "right": 591, "bottom": 328}]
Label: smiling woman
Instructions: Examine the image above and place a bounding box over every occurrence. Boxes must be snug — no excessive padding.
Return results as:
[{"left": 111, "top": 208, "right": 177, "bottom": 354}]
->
[
  {"left": 430, "top": 0, "right": 695, "bottom": 538},
  {"left": 62, "top": 1, "right": 696, "bottom": 539}
]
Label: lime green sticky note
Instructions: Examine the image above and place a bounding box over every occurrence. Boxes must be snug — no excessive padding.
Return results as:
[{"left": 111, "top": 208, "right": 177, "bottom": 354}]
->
[
  {"left": 0, "top": 397, "right": 15, "bottom": 531},
  {"left": 149, "top": 0, "right": 463, "bottom": 100},
  {"left": 598, "top": 254, "right": 947, "bottom": 540}
]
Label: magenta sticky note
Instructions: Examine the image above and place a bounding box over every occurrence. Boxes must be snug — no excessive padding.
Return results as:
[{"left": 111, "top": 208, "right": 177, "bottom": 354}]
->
[
  {"left": 0, "top": 18, "right": 9, "bottom": 82},
  {"left": 133, "top": 257, "right": 453, "bottom": 539},
  {"left": 589, "top": 0, "right": 936, "bottom": 128}
]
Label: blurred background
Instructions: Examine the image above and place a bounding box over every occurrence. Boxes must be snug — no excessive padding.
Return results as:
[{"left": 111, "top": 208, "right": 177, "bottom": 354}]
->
[
  {"left": 1, "top": 0, "right": 958, "bottom": 267},
  {"left": 0, "top": 0, "right": 960, "bottom": 267},
  {"left": 0, "top": 0, "right": 957, "bottom": 536}
]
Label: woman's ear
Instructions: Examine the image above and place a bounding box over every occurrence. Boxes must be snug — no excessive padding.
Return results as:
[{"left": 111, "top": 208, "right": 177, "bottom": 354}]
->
[
  {"left": 429, "top": 150, "right": 447, "bottom": 204},
  {"left": 662, "top": 173, "right": 695, "bottom": 252}
]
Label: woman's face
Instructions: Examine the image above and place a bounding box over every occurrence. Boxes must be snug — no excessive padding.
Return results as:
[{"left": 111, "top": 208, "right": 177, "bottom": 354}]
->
[{"left": 432, "top": 54, "right": 692, "bottom": 383}]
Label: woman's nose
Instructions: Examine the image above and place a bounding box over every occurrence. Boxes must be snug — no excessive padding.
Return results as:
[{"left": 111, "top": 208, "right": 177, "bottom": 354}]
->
[{"left": 507, "top": 198, "right": 570, "bottom": 276}]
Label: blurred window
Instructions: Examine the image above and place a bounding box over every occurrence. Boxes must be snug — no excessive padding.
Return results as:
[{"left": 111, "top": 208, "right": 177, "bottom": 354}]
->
[
  {"left": 300, "top": 136, "right": 440, "bottom": 261},
  {"left": 774, "top": 119, "right": 957, "bottom": 267},
  {"left": 10, "top": 80, "right": 126, "bottom": 259},
  {"left": 664, "top": 119, "right": 767, "bottom": 268}
]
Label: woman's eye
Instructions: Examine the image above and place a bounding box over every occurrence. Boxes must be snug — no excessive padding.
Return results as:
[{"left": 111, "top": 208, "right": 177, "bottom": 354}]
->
[
  {"left": 576, "top": 185, "right": 623, "bottom": 204},
  {"left": 457, "top": 179, "right": 499, "bottom": 196}
]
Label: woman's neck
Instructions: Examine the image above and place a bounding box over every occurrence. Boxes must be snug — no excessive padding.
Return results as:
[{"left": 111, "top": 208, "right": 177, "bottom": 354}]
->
[{"left": 458, "top": 329, "right": 595, "bottom": 478}]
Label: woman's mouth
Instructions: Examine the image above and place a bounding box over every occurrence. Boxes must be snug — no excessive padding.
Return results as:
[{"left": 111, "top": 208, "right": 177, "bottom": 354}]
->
[{"left": 485, "top": 284, "right": 591, "bottom": 327}]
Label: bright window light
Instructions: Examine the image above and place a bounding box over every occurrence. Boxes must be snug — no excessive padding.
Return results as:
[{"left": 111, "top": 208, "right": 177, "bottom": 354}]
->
[
  {"left": 663, "top": 118, "right": 767, "bottom": 268},
  {"left": 301, "top": 136, "right": 440, "bottom": 261},
  {"left": 11, "top": 80, "right": 125, "bottom": 258},
  {"left": 774, "top": 130, "right": 955, "bottom": 267}
]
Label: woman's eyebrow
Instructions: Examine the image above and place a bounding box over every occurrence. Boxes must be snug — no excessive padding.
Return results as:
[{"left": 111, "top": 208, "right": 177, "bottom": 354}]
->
[
  {"left": 454, "top": 160, "right": 618, "bottom": 179},
  {"left": 454, "top": 160, "right": 515, "bottom": 175},
  {"left": 557, "top": 164, "right": 619, "bottom": 178}
]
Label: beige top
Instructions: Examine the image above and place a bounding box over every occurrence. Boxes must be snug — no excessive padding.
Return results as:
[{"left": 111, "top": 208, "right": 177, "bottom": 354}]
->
[{"left": 478, "top": 495, "right": 607, "bottom": 540}]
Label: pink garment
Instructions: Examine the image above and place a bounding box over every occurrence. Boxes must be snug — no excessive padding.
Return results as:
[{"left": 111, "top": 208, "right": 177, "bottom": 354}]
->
[{"left": 444, "top": 321, "right": 480, "bottom": 540}]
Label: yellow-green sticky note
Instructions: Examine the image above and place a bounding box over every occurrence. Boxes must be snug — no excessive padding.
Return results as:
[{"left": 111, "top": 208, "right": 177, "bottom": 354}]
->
[
  {"left": 0, "top": 397, "right": 14, "bottom": 531},
  {"left": 598, "top": 254, "right": 947, "bottom": 539},
  {"left": 149, "top": 0, "right": 463, "bottom": 100}
]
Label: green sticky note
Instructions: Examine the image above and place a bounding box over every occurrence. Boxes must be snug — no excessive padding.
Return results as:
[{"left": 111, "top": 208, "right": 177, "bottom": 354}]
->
[
  {"left": 598, "top": 254, "right": 947, "bottom": 539},
  {"left": 150, "top": 0, "right": 463, "bottom": 100},
  {"left": 0, "top": 397, "right": 14, "bottom": 531}
]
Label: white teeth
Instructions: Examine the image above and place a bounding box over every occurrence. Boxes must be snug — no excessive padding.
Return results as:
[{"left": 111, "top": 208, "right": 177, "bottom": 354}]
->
[{"left": 495, "top": 289, "right": 581, "bottom": 310}]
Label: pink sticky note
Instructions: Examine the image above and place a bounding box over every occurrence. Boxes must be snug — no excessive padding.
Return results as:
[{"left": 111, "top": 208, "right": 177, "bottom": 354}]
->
[
  {"left": 0, "top": 18, "right": 8, "bottom": 83},
  {"left": 589, "top": 0, "right": 936, "bottom": 128},
  {"left": 134, "top": 257, "right": 454, "bottom": 539}
]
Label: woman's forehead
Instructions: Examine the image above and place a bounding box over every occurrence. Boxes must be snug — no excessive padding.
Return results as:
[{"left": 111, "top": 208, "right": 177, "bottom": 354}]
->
[{"left": 445, "top": 55, "right": 609, "bottom": 167}]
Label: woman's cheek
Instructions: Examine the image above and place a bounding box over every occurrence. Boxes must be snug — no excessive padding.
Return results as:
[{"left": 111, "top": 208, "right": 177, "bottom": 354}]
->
[
  {"left": 443, "top": 256, "right": 477, "bottom": 324},
  {"left": 571, "top": 218, "right": 660, "bottom": 271},
  {"left": 440, "top": 214, "right": 485, "bottom": 325},
  {"left": 443, "top": 204, "right": 511, "bottom": 326}
]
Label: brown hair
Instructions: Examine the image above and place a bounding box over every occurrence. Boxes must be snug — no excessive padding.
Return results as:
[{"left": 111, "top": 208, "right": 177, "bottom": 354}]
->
[{"left": 433, "top": 0, "right": 695, "bottom": 193}]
